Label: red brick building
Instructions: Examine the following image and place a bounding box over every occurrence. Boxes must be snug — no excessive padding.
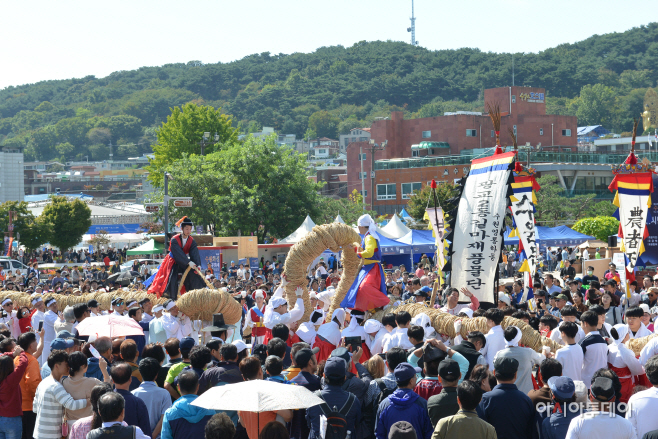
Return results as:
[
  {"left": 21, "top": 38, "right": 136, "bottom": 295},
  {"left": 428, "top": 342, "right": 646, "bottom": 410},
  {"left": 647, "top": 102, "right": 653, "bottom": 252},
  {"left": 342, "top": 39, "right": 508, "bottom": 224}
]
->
[{"left": 347, "top": 86, "right": 577, "bottom": 214}]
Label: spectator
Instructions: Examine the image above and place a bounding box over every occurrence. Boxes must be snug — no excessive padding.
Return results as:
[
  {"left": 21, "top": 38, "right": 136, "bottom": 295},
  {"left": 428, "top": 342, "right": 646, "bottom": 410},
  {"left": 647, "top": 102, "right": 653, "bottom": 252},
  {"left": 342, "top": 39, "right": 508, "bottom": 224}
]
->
[
  {"left": 451, "top": 331, "right": 487, "bottom": 380},
  {"left": 328, "top": 347, "right": 372, "bottom": 401},
  {"left": 86, "top": 337, "right": 113, "bottom": 381},
  {"left": 62, "top": 351, "right": 108, "bottom": 429},
  {"left": 493, "top": 326, "right": 545, "bottom": 394},
  {"left": 382, "top": 311, "right": 414, "bottom": 351},
  {"left": 204, "top": 413, "right": 236, "bottom": 439},
  {"left": 555, "top": 322, "right": 584, "bottom": 382},
  {"left": 376, "top": 362, "right": 433, "bottom": 439},
  {"left": 86, "top": 392, "right": 150, "bottom": 439},
  {"left": 541, "top": 376, "right": 580, "bottom": 439},
  {"left": 160, "top": 338, "right": 184, "bottom": 389},
  {"left": 579, "top": 310, "right": 609, "bottom": 389},
  {"left": 287, "top": 347, "right": 322, "bottom": 439},
  {"left": 306, "top": 357, "right": 360, "bottom": 439},
  {"left": 258, "top": 421, "right": 289, "bottom": 439},
  {"left": 161, "top": 370, "right": 216, "bottom": 439},
  {"left": 68, "top": 383, "right": 123, "bottom": 439},
  {"left": 477, "top": 357, "right": 535, "bottom": 439},
  {"left": 239, "top": 356, "right": 293, "bottom": 439},
  {"left": 427, "top": 358, "right": 462, "bottom": 427},
  {"left": 33, "top": 350, "right": 88, "bottom": 439},
  {"left": 0, "top": 344, "right": 28, "bottom": 439},
  {"left": 16, "top": 331, "right": 43, "bottom": 439},
  {"left": 111, "top": 362, "right": 152, "bottom": 436},
  {"left": 164, "top": 337, "right": 195, "bottom": 400},
  {"left": 265, "top": 355, "right": 288, "bottom": 383},
  {"left": 389, "top": 421, "right": 418, "bottom": 439},
  {"left": 626, "top": 356, "right": 658, "bottom": 438},
  {"left": 132, "top": 357, "right": 172, "bottom": 438},
  {"left": 412, "top": 344, "right": 445, "bottom": 400},
  {"left": 198, "top": 342, "right": 243, "bottom": 395},
  {"left": 432, "top": 380, "right": 496, "bottom": 439},
  {"left": 565, "top": 376, "right": 635, "bottom": 438},
  {"left": 528, "top": 358, "right": 563, "bottom": 411}
]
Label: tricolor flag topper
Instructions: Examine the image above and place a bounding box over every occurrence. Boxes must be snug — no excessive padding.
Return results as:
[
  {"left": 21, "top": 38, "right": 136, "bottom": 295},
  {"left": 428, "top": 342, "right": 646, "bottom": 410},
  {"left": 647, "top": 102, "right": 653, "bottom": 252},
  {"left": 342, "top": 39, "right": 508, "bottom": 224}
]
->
[
  {"left": 426, "top": 180, "right": 446, "bottom": 269},
  {"left": 443, "top": 103, "right": 515, "bottom": 303},
  {"left": 508, "top": 128, "right": 541, "bottom": 303},
  {"left": 609, "top": 118, "right": 655, "bottom": 289}
]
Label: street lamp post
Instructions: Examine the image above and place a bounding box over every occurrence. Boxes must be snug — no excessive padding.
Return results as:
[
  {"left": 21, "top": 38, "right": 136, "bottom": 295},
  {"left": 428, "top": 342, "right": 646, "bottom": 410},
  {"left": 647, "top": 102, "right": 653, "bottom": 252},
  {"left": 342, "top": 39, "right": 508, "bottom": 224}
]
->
[
  {"left": 368, "top": 139, "right": 387, "bottom": 212},
  {"left": 200, "top": 132, "right": 219, "bottom": 156},
  {"left": 163, "top": 172, "right": 173, "bottom": 253}
]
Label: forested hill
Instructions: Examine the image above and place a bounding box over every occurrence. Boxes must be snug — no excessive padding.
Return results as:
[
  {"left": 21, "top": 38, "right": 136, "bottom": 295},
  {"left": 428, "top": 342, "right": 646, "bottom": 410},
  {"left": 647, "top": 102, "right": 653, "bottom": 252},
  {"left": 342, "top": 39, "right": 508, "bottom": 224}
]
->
[{"left": 3, "top": 23, "right": 658, "bottom": 163}]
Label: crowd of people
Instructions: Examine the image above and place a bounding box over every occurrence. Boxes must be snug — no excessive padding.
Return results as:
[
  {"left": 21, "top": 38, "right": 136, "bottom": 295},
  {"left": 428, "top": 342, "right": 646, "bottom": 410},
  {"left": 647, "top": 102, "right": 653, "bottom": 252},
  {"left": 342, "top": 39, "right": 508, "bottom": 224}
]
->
[{"left": 2, "top": 247, "right": 658, "bottom": 439}]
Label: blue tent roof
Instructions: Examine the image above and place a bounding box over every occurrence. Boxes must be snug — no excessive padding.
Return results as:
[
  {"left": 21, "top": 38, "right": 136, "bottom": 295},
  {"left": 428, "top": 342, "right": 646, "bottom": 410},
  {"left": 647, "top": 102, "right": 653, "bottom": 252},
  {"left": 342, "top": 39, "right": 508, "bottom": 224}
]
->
[
  {"left": 504, "top": 225, "right": 595, "bottom": 249},
  {"left": 398, "top": 229, "right": 437, "bottom": 253},
  {"left": 399, "top": 208, "right": 411, "bottom": 218},
  {"left": 379, "top": 234, "right": 412, "bottom": 255}
]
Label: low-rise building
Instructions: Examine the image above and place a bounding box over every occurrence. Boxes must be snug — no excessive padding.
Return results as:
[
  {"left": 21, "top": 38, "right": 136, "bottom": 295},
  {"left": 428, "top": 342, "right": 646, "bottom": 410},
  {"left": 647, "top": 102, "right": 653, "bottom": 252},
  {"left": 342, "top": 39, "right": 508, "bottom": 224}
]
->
[{"left": 0, "top": 144, "right": 25, "bottom": 202}]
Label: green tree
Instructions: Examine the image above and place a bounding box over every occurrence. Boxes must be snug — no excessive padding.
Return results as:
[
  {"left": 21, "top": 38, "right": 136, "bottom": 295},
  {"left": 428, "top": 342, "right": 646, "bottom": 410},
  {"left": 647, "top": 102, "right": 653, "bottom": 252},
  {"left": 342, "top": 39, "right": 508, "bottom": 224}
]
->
[
  {"left": 405, "top": 183, "right": 460, "bottom": 221},
  {"left": 573, "top": 83, "right": 618, "bottom": 126},
  {"left": 534, "top": 175, "right": 603, "bottom": 225},
  {"left": 167, "top": 135, "right": 323, "bottom": 241},
  {"left": 315, "top": 190, "right": 379, "bottom": 226},
  {"left": 572, "top": 217, "right": 619, "bottom": 241},
  {"left": 308, "top": 110, "right": 339, "bottom": 139},
  {"left": 40, "top": 197, "right": 92, "bottom": 251},
  {"left": 147, "top": 103, "right": 238, "bottom": 185},
  {"left": 0, "top": 201, "right": 51, "bottom": 251}
]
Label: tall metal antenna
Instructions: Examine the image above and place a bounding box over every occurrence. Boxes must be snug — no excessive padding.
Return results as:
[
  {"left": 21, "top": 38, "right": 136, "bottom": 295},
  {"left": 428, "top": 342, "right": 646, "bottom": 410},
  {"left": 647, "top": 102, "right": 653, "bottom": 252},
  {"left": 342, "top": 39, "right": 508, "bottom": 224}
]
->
[{"left": 407, "top": 0, "right": 419, "bottom": 46}]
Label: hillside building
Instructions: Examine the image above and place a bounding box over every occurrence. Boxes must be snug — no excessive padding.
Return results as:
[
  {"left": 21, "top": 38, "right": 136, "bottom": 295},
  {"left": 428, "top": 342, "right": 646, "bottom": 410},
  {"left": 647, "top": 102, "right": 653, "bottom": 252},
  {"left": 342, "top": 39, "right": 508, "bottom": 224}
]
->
[{"left": 0, "top": 144, "right": 25, "bottom": 203}]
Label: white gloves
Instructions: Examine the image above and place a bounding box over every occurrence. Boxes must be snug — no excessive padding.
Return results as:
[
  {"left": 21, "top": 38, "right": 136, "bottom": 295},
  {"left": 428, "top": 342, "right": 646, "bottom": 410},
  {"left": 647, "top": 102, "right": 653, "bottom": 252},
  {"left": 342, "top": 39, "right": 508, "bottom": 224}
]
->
[
  {"left": 281, "top": 275, "right": 289, "bottom": 287},
  {"left": 188, "top": 261, "right": 197, "bottom": 270},
  {"left": 453, "top": 320, "right": 462, "bottom": 335},
  {"left": 295, "top": 286, "right": 303, "bottom": 297}
]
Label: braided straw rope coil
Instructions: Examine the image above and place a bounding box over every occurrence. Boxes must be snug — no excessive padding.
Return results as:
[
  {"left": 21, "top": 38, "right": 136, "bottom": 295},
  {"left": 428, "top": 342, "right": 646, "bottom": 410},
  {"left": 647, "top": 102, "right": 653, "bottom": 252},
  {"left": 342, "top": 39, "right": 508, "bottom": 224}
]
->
[{"left": 282, "top": 223, "right": 361, "bottom": 322}]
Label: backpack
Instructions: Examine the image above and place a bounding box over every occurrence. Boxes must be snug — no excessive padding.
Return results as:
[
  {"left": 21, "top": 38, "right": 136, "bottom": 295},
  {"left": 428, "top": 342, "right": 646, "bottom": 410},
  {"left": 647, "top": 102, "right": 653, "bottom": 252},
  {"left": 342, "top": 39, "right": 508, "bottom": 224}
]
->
[
  {"left": 361, "top": 379, "right": 396, "bottom": 437},
  {"left": 314, "top": 390, "right": 356, "bottom": 439}
]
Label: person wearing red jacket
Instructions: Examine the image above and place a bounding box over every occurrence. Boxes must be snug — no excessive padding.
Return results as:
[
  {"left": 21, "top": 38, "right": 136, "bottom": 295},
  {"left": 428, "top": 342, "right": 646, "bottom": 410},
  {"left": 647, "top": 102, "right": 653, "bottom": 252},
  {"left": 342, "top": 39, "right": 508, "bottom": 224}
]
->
[{"left": 0, "top": 346, "right": 29, "bottom": 438}]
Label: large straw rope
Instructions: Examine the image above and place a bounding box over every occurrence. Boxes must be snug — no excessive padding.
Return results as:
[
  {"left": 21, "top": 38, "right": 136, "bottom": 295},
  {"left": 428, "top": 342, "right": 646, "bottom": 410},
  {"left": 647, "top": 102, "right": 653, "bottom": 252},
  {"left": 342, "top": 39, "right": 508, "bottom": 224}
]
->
[{"left": 282, "top": 223, "right": 361, "bottom": 322}]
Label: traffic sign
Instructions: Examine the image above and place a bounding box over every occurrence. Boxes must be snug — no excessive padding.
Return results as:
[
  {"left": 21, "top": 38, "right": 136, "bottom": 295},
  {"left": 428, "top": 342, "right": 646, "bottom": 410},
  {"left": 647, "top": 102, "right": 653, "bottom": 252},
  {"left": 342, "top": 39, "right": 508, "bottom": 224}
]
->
[
  {"left": 173, "top": 199, "right": 192, "bottom": 208},
  {"left": 145, "top": 204, "right": 161, "bottom": 213},
  {"left": 7, "top": 225, "right": 13, "bottom": 232}
]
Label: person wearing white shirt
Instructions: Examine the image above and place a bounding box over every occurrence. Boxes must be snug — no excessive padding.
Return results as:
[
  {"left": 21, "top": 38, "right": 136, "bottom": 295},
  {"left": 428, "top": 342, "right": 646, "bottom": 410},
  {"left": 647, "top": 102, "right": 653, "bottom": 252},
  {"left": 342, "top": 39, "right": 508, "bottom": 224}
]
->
[
  {"left": 550, "top": 306, "right": 586, "bottom": 345},
  {"left": 160, "top": 301, "right": 193, "bottom": 341},
  {"left": 565, "top": 377, "right": 636, "bottom": 439},
  {"left": 625, "top": 306, "right": 652, "bottom": 339},
  {"left": 555, "top": 321, "right": 584, "bottom": 382},
  {"left": 382, "top": 311, "right": 414, "bottom": 352},
  {"left": 139, "top": 298, "right": 154, "bottom": 324},
  {"left": 263, "top": 287, "right": 305, "bottom": 337},
  {"left": 0, "top": 297, "right": 21, "bottom": 339},
  {"left": 626, "top": 356, "right": 658, "bottom": 439},
  {"left": 148, "top": 305, "right": 167, "bottom": 345},
  {"left": 544, "top": 274, "right": 562, "bottom": 296},
  {"left": 479, "top": 308, "right": 507, "bottom": 370},
  {"left": 607, "top": 324, "right": 645, "bottom": 404},
  {"left": 30, "top": 295, "right": 46, "bottom": 350},
  {"left": 578, "top": 310, "right": 609, "bottom": 389},
  {"left": 582, "top": 248, "right": 590, "bottom": 260},
  {"left": 369, "top": 314, "right": 395, "bottom": 355},
  {"left": 41, "top": 297, "right": 60, "bottom": 365},
  {"left": 315, "top": 263, "right": 327, "bottom": 280}
]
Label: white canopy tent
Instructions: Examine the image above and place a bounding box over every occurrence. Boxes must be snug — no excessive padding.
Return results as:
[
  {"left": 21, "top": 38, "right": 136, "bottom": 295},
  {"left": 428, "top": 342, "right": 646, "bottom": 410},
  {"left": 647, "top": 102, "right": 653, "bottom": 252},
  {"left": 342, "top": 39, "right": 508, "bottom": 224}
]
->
[
  {"left": 82, "top": 233, "right": 146, "bottom": 244},
  {"left": 334, "top": 214, "right": 345, "bottom": 224},
  {"left": 279, "top": 215, "right": 317, "bottom": 244},
  {"left": 378, "top": 214, "right": 411, "bottom": 239}
]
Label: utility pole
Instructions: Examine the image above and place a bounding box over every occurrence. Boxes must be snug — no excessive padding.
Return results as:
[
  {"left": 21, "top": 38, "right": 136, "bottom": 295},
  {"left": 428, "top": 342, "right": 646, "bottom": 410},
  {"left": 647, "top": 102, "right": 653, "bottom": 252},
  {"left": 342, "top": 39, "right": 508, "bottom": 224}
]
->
[
  {"left": 164, "top": 172, "right": 171, "bottom": 253},
  {"left": 368, "top": 140, "right": 388, "bottom": 211}
]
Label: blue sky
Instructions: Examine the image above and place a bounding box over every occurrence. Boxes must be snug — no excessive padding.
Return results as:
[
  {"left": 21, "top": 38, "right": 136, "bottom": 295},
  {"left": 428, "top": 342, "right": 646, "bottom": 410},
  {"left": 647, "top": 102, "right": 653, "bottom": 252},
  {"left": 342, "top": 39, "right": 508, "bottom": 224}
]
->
[{"left": 0, "top": 0, "right": 654, "bottom": 89}]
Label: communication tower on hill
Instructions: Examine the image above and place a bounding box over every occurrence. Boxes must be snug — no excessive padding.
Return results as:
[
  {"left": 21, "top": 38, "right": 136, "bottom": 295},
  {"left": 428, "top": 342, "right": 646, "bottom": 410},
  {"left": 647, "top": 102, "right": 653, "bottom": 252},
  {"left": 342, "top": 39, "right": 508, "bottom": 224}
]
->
[{"left": 407, "top": 0, "right": 419, "bottom": 46}]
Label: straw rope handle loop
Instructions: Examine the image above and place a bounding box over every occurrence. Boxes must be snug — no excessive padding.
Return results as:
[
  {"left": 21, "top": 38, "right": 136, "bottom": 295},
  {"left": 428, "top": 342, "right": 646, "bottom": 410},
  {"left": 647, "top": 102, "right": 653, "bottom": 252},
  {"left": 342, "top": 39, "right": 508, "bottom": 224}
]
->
[{"left": 178, "top": 266, "right": 214, "bottom": 295}]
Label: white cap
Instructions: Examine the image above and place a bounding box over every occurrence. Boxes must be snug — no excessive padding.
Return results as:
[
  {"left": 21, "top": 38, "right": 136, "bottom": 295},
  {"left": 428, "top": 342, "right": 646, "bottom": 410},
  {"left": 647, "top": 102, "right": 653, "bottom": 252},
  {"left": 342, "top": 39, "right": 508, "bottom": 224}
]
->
[
  {"left": 270, "top": 297, "right": 288, "bottom": 309},
  {"left": 232, "top": 340, "right": 247, "bottom": 353},
  {"left": 498, "top": 294, "right": 511, "bottom": 306},
  {"left": 458, "top": 308, "right": 474, "bottom": 318},
  {"left": 640, "top": 303, "right": 651, "bottom": 314},
  {"left": 152, "top": 304, "right": 164, "bottom": 313},
  {"left": 309, "top": 292, "right": 318, "bottom": 300},
  {"left": 331, "top": 308, "right": 346, "bottom": 326}
]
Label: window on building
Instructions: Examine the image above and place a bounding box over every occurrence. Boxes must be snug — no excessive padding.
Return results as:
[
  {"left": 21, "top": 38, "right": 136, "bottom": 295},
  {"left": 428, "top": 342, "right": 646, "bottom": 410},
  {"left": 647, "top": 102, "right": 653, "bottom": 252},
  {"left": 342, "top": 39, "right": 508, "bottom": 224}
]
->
[
  {"left": 358, "top": 153, "right": 366, "bottom": 160},
  {"left": 491, "top": 130, "right": 495, "bottom": 137},
  {"left": 377, "top": 184, "right": 396, "bottom": 200},
  {"left": 360, "top": 190, "right": 367, "bottom": 197},
  {"left": 562, "top": 129, "right": 572, "bottom": 136},
  {"left": 401, "top": 182, "right": 422, "bottom": 199},
  {"left": 511, "top": 95, "right": 516, "bottom": 103},
  {"left": 412, "top": 150, "right": 419, "bottom": 157},
  {"left": 513, "top": 125, "right": 517, "bottom": 136},
  {"left": 318, "top": 149, "right": 327, "bottom": 154},
  {"left": 540, "top": 128, "right": 544, "bottom": 135},
  {"left": 359, "top": 172, "right": 367, "bottom": 179},
  {"left": 360, "top": 137, "right": 368, "bottom": 141},
  {"left": 422, "top": 130, "right": 431, "bottom": 138},
  {"left": 466, "top": 129, "right": 477, "bottom": 137}
]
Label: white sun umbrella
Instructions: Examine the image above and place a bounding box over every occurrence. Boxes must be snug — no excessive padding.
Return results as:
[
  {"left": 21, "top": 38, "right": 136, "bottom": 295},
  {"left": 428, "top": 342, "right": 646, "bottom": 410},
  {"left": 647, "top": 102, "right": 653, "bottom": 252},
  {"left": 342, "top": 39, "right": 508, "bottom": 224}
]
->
[{"left": 192, "top": 380, "right": 324, "bottom": 412}]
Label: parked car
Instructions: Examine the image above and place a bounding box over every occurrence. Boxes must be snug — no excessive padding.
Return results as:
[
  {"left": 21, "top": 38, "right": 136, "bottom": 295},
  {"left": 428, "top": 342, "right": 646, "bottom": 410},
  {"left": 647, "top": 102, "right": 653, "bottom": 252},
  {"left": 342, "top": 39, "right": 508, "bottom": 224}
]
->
[
  {"left": 0, "top": 257, "right": 29, "bottom": 271},
  {"left": 120, "top": 258, "right": 161, "bottom": 275}
]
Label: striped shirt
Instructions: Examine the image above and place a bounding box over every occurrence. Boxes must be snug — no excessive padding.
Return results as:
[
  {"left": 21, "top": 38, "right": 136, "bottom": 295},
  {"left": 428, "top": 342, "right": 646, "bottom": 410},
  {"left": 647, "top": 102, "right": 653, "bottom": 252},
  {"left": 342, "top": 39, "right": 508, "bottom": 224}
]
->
[{"left": 33, "top": 375, "right": 88, "bottom": 439}]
